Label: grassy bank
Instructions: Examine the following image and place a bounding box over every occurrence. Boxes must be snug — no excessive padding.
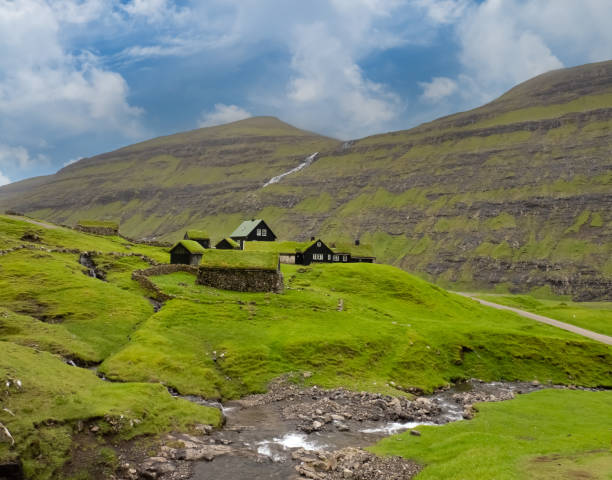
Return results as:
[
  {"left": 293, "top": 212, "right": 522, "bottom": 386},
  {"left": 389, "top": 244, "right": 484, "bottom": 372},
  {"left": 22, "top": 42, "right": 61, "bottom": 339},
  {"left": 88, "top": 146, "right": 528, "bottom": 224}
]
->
[
  {"left": 0, "top": 342, "right": 221, "bottom": 479},
  {"left": 476, "top": 293, "right": 612, "bottom": 337},
  {"left": 100, "top": 264, "right": 612, "bottom": 399},
  {"left": 372, "top": 389, "right": 612, "bottom": 480}
]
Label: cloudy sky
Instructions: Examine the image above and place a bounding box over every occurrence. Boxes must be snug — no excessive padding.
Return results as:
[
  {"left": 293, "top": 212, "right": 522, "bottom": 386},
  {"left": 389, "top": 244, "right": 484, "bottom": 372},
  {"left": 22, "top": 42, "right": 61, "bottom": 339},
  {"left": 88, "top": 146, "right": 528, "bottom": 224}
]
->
[{"left": 1, "top": 0, "right": 611, "bottom": 185}]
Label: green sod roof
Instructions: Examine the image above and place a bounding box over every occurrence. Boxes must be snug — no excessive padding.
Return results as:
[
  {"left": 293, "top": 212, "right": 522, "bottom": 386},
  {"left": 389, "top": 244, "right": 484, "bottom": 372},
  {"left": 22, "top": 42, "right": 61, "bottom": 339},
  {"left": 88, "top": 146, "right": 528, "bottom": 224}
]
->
[
  {"left": 200, "top": 250, "right": 279, "bottom": 270},
  {"left": 170, "top": 240, "right": 206, "bottom": 254},
  {"left": 230, "top": 219, "right": 262, "bottom": 238},
  {"left": 185, "top": 230, "right": 210, "bottom": 240},
  {"left": 216, "top": 237, "right": 239, "bottom": 248}
]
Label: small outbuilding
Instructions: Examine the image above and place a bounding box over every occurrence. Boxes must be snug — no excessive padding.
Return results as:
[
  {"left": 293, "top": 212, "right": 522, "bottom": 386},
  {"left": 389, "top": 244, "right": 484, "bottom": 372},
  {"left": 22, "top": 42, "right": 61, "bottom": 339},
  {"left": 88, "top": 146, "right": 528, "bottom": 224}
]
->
[
  {"left": 184, "top": 230, "right": 211, "bottom": 248},
  {"left": 215, "top": 237, "right": 241, "bottom": 250},
  {"left": 169, "top": 240, "right": 206, "bottom": 266},
  {"left": 230, "top": 219, "right": 276, "bottom": 243}
]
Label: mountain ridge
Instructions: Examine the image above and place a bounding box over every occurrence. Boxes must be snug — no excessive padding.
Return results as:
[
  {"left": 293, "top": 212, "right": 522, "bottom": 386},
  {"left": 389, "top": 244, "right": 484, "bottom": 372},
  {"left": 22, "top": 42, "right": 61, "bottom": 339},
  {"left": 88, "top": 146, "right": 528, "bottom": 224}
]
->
[{"left": 1, "top": 61, "right": 611, "bottom": 299}]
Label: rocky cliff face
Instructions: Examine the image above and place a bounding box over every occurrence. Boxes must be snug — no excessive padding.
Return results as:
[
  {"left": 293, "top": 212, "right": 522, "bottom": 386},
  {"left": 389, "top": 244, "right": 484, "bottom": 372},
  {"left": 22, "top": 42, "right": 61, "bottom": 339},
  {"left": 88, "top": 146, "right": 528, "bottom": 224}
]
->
[{"left": 1, "top": 62, "right": 611, "bottom": 299}]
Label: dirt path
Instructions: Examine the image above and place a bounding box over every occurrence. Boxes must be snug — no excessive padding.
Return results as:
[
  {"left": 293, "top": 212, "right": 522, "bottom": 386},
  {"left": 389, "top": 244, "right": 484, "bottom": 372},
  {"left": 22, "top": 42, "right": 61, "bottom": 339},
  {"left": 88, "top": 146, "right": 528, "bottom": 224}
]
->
[
  {"left": 456, "top": 293, "right": 612, "bottom": 346},
  {"left": 6, "top": 214, "right": 60, "bottom": 229}
]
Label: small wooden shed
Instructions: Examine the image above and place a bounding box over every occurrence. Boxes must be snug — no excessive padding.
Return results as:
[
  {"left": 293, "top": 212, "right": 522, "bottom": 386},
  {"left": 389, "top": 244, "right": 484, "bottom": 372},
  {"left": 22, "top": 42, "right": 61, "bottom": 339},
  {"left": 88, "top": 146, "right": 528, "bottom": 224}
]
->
[
  {"left": 169, "top": 240, "right": 206, "bottom": 266},
  {"left": 184, "top": 230, "right": 211, "bottom": 249},
  {"left": 215, "top": 237, "right": 241, "bottom": 250}
]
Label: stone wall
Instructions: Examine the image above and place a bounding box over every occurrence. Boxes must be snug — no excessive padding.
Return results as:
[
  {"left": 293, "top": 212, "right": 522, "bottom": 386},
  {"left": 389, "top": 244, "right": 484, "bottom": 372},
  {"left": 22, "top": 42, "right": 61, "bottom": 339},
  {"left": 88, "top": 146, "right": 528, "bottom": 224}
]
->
[
  {"left": 197, "top": 267, "right": 283, "bottom": 293},
  {"left": 132, "top": 264, "right": 198, "bottom": 301},
  {"left": 75, "top": 225, "right": 119, "bottom": 236}
]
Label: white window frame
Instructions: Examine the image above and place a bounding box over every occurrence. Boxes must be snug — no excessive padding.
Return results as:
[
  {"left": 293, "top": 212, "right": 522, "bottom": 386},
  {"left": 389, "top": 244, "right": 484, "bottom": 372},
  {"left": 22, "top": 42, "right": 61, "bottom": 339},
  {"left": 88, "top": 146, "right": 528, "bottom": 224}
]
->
[
  {"left": 313, "top": 253, "right": 324, "bottom": 260},
  {"left": 262, "top": 228, "right": 267, "bottom": 236},
  {"left": 317, "top": 241, "right": 321, "bottom": 247},
  {"left": 328, "top": 254, "right": 331, "bottom": 260},
  {"left": 343, "top": 255, "right": 347, "bottom": 262},
  {"left": 256, "top": 228, "right": 262, "bottom": 236},
  {"left": 333, "top": 255, "right": 339, "bottom": 261}
]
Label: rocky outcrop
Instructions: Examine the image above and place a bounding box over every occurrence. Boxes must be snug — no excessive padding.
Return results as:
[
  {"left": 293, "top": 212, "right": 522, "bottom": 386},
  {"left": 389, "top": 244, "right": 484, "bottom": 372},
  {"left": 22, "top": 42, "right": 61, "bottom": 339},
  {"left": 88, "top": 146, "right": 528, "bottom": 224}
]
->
[{"left": 293, "top": 447, "right": 421, "bottom": 480}]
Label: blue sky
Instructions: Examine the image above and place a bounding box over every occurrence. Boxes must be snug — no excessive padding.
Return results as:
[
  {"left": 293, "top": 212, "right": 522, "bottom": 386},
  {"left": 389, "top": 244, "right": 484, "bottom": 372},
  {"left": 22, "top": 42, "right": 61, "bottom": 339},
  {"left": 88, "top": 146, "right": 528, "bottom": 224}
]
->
[{"left": 1, "top": 0, "right": 611, "bottom": 185}]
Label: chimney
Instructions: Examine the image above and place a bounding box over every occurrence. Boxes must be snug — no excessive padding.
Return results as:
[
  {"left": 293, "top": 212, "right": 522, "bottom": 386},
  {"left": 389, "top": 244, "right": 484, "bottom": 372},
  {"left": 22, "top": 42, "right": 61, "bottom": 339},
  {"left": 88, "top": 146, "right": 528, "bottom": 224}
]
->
[
  {"left": 311, "top": 236, "right": 315, "bottom": 241},
  {"left": 355, "top": 239, "right": 360, "bottom": 246}
]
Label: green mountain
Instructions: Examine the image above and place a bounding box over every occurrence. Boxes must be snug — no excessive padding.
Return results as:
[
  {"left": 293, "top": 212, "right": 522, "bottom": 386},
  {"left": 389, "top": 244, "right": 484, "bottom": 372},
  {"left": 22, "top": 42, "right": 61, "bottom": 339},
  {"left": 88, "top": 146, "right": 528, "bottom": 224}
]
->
[{"left": 1, "top": 62, "right": 611, "bottom": 299}]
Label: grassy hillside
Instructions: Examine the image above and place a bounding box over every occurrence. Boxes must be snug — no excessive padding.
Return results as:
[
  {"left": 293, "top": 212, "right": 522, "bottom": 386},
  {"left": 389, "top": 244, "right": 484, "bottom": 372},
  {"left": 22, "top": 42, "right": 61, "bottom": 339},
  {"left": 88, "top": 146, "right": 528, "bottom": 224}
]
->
[
  {"left": 100, "top": 264, "right": 611, "bottom": 400},
  {"left": 0, "top": 214, "right": 610, "bottom": 478},
  {"left": 373, "top": 389, "right": 612, "bottom": 480},
  {"left": 474, "top": 293, "right": 612, "bottom": 337},
  {"left": 1, "top": 63, "right": 611, "bottom": 299}
]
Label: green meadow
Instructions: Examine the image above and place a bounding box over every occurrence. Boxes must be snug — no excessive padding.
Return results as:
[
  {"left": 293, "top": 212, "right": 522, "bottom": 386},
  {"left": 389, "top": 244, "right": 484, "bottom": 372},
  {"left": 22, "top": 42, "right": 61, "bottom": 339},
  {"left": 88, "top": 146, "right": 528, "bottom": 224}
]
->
[
  {"left": 1, "top": 214, "right": 610, "bottom": 479},
  {"left": 372, "top": 389, "right": 612, "bottom": 480}
]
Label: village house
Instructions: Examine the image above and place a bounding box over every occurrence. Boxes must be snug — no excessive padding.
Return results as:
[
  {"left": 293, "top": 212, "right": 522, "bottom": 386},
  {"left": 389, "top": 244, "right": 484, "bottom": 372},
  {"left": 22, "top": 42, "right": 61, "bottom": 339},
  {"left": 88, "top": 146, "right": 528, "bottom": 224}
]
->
[
  {"left": 215, "top": 237, "right": 241, "bottom": 250},
  {"left": 169, "top": 240, "right": 206, "bottom": 266},
  {"left": 230, "top": 219, "right": 277, "bottom": 245},
  {"left": 183, "top": 230, "right": 211, "bottom": 248},
  {"left": 281, "top": 238, "right": 375, "bottom": 265}
]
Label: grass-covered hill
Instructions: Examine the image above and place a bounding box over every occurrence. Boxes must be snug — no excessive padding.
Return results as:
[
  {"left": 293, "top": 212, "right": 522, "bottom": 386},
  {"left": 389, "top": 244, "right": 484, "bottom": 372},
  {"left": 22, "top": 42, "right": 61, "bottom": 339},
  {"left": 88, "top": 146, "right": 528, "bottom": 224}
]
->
[
  {"left": 0, "top": 214, "right": 611, "bottom": 478},
  {"left": 1, "top": 62, "right": 612, "bottom": 299}
]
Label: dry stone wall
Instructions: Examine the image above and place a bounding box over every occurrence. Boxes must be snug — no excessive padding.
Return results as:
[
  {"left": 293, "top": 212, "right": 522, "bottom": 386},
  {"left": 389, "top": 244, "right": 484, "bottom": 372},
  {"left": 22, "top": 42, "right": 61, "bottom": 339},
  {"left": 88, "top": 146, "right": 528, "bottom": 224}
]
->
[
  {"left": 132, "top": 265, "right": 198, "bottom": 301},
  {"left": 197, "top": 267, "right": 283, "bottom": 293}
]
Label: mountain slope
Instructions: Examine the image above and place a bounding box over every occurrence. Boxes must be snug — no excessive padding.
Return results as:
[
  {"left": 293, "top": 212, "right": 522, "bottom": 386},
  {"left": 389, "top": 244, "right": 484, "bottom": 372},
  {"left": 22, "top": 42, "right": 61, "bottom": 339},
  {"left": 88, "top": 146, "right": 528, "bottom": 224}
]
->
[{"left": 1, "top": 62, "right": 611, "bottom": 299}]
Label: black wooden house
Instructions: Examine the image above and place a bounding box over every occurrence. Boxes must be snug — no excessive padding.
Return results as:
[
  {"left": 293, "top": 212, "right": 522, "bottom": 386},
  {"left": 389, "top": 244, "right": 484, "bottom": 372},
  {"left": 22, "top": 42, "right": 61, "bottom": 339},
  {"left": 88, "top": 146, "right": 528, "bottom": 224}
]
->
[
  {"left": 230, "top": 219, "right": 277, "bottom": 243},
  {"left": 169, "top": 240, "right": 206, "bottom": 266},
  {"left": 296, "top": 239, "right": 350, "bottom": 265}
]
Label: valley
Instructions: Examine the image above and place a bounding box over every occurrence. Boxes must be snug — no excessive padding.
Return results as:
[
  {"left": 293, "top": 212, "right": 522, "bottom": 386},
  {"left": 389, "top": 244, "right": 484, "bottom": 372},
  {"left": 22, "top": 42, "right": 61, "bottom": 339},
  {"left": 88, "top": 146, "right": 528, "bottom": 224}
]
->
[
  {"left": 1, "top": 62, "right": 611, "bottom": 300},
  {"left": 0, "top": 214, "right": 610, "bottom": 479}
]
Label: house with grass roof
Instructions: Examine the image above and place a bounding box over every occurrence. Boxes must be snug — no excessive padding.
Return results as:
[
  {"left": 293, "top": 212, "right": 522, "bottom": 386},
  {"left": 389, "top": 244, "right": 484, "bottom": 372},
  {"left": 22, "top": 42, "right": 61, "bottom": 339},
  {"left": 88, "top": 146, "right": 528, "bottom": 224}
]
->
[
  {"left": 184, "top": 230, "right": 211, "bottom": 248},
  {"left": 76, "top": 219, "right": 119, "bottom": 236},
  {"left": 230, "top": 219, "right": 276, "bottom": 245},
  {"left": 169, "top": 240, "right": 206, "bottom": 266},
  {"left": 215, "top": 237, "right": 241, "bottom": 250}
]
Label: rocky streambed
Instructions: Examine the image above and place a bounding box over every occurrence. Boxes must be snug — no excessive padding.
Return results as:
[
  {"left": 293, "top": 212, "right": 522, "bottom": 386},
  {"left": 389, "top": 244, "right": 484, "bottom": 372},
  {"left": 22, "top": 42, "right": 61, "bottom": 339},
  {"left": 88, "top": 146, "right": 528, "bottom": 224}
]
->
[{"left": 115, "top": 378, "right": 543, "bottom": 480}]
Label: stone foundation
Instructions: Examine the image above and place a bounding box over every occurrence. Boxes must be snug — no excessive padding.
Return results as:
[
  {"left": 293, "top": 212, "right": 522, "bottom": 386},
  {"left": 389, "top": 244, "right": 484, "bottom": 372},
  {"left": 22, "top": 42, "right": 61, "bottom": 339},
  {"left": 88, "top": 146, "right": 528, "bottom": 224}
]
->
[{"left": 197, "top": 267, "right": 283, "bottom": 293}]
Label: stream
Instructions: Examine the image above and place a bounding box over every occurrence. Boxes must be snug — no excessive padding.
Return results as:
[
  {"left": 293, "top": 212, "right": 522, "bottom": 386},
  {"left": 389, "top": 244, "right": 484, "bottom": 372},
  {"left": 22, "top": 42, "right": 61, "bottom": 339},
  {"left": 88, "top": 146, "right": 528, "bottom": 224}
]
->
[{"left": 174, "top": 379, "right": 540, "bottom": 479}]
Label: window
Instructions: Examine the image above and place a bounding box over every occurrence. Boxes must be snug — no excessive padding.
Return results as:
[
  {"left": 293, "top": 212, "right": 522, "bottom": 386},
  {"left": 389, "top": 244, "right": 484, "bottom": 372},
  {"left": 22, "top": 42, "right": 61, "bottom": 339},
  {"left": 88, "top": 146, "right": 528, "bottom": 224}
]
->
[
  {"left": 262, "top": 229, "right": 267, "bottom": 236},
  {"left": 313, "top": 253, "right": 324, "bottom": 260},
  {"left": 343, "top": 255, "right": 347, "bottom": 262},
  {"left": 256, "top": 229, "right": 261, "bottom": 236},
  {"left": 333, "top": 255, "right": 339, "bottom": 261},
  {"left": 328, "top": 254, "right": 331, "bottom": 260},
  {"left": 317, "top": 241, "right": 321, "bottom": 247}
]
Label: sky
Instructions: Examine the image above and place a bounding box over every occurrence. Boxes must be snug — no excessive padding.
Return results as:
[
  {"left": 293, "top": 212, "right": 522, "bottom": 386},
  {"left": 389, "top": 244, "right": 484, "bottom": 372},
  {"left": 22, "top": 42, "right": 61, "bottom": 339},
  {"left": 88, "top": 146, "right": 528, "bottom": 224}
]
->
[{"left": 1, "top": 0, "right": 611, "bottom": 185}]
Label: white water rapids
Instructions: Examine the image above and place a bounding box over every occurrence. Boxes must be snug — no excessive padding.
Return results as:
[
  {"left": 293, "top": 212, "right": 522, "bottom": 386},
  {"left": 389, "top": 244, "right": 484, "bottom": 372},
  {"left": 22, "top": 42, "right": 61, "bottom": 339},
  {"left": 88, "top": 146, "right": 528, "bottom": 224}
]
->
[{"left": 263, "top": 152, "right": 319, "bottom": 187}]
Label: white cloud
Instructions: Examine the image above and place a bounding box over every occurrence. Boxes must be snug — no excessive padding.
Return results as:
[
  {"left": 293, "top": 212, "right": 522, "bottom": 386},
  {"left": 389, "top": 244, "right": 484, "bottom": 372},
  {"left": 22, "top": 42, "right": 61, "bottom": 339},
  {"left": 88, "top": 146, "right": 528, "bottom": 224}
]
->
[
  {"left": 414, "top": 0, "right": 468, "bottom": 24},
  {"left": 0, "top": 170, "right": 10, "bottom": 186},
  {"left": 0, "top": 144, "right": 48, "bottom": 171},
  {"left": 0, "top": 0, "right": 144, "bottom": 172},
  {"left": 198, "top": 104, "right": 252, "bottom": 127},
  {"left": 420, "top": 77, "right": 458, "bottom": 102}
]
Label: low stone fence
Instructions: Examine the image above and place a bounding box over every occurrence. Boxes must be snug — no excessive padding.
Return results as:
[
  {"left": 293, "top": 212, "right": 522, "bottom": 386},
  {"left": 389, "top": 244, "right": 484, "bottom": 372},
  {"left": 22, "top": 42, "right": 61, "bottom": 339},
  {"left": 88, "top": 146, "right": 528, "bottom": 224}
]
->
[
  {"left": 131, "top": 264, "right": 198, "bottom": 301},
  {"left": 75, "top": 225, "right": 119, "bottom": 236},
  {"left": 197, "top": 267, "right": 284, "bottom": 293}
]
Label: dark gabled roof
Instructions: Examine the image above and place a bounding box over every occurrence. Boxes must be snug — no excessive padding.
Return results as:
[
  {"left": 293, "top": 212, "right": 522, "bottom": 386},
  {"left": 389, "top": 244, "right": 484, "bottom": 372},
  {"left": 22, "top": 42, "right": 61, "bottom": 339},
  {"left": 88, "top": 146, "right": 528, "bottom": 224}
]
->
[
  {"left": 230, "top": 219, "right": 264, "bottom": 238},
  {"left": 303, "top": 238, "right": 332, "bottom": 253},
  {"left": 185, "top": 230, "right": 210, "bottom": 240},
  {"left": 170, "top": 240, "right": 206, "bottom": 254},
  {"left": 216, "top": 237, "right": 239, "bottom": 248}
]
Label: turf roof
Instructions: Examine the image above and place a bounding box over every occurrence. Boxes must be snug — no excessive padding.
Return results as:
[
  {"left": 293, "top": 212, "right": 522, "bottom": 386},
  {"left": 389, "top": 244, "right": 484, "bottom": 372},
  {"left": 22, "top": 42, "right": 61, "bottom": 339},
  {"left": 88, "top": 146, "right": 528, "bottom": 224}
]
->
[
  {"left": 186, "top": 230, "right": 210, "bottom": 240},
  {"left": 170, "top": 240, "right": 206, "bottom": 254},
  {"left": 216, "top": 237, "right": 239, "bottom": 248}
]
